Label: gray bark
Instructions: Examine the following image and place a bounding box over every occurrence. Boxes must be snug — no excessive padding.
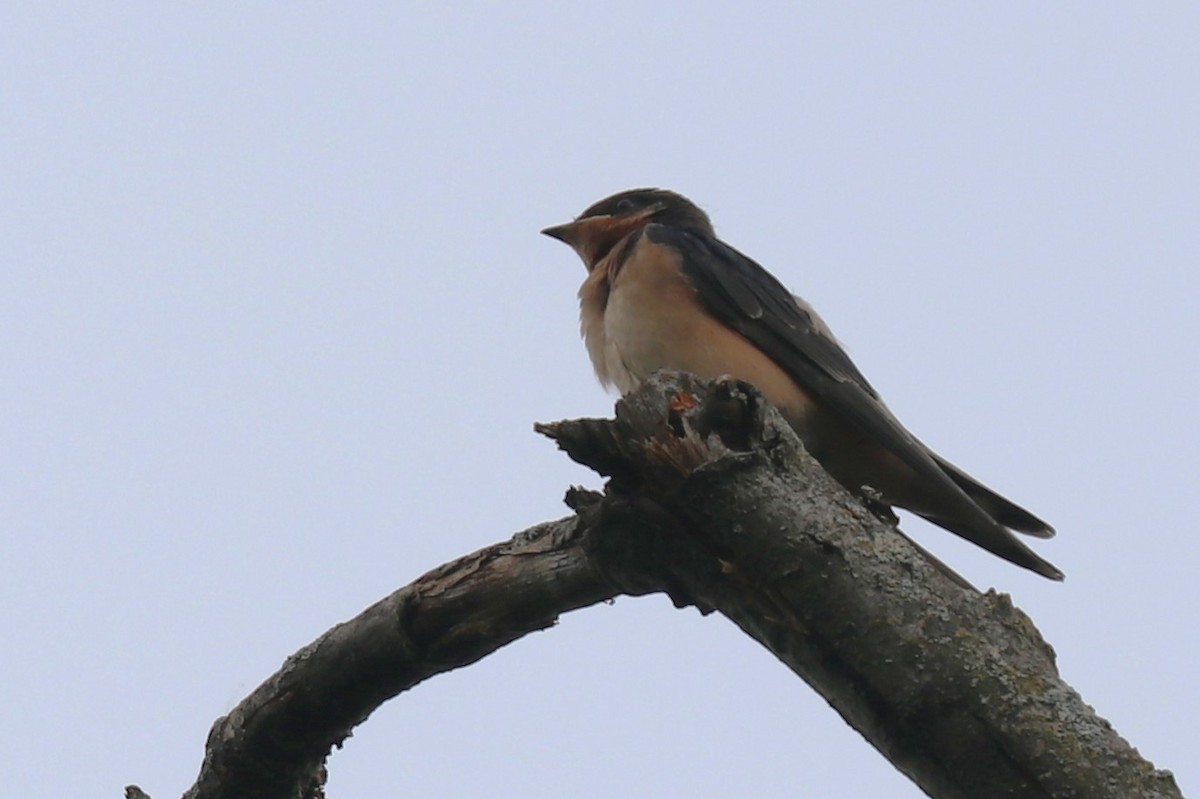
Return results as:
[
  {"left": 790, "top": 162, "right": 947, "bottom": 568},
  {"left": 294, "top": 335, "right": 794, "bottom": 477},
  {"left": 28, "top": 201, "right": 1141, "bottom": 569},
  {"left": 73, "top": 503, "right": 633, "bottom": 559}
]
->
[{"left": 144, "top": 372, "right": 1179, "bottom": 799}]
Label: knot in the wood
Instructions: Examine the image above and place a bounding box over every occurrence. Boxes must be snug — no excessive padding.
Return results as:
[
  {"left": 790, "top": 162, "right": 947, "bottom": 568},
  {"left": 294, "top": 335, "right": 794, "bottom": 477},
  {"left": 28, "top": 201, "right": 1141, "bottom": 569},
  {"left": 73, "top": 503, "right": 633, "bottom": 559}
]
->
[{"left": 535, "top": 371, "right": 772, "bottom": 492}]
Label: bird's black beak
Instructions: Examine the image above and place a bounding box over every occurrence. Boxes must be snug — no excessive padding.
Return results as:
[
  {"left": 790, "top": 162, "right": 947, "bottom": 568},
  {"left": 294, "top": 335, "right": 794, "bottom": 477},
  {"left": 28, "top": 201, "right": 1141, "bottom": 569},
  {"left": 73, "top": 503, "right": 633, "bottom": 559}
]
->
[{"left": 540, "top": 222, "right": 577, "bottom": 244}]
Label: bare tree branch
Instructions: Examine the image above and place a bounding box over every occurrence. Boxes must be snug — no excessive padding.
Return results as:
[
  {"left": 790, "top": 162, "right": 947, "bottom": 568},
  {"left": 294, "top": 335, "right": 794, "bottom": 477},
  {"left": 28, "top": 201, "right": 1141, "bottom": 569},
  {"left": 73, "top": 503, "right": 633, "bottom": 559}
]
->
[
  {"left": 150, "top": 372, "right": 1180, "bottom": 799},
  {"left": 541, "top": 373, "right": 1183, "bottom": 799},
  {"left": 176, "top": 511, "right": 618, "bottom": 799}
]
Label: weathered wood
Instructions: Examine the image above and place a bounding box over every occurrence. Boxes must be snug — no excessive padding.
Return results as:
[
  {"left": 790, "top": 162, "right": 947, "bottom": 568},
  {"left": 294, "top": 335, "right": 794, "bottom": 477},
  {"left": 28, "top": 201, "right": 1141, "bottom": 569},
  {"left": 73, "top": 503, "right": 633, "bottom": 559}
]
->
[
  {"left": 179, "top": 514, "right": 617, "bottom": 799},
  {"left": 154, "top": 372, "right": 1179, "bottom": 799},
  {"left": 544, "top": 373, "right": 1181, "bottom": 799}
]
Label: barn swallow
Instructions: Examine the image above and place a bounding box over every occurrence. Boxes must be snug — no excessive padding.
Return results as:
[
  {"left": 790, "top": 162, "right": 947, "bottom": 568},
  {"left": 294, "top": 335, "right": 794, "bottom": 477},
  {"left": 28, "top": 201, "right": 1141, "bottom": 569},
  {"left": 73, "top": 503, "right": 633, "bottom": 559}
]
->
[{"left": 542, "top": 188, "right": 1062, "bottom": 580}]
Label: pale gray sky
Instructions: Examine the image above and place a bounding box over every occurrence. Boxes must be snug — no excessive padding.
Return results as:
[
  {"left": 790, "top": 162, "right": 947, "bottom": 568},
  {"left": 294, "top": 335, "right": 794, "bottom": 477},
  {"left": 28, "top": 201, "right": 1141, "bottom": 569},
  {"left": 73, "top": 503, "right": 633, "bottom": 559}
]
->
[{"left": 3, "top": 4, "right": 1198, "bottom": 797}]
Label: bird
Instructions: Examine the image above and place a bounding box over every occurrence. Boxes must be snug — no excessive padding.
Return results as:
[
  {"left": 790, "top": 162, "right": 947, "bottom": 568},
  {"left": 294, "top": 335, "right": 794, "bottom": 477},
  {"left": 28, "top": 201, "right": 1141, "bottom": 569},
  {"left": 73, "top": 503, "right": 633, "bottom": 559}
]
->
[{"left": 541, "top": 188, "right": 1062, "bottom": 580}]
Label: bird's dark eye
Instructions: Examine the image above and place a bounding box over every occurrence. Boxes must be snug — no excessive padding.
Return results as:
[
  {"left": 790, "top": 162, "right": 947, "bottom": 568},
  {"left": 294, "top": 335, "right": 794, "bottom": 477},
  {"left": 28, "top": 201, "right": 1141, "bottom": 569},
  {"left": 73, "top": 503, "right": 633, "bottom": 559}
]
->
[{"left": 614, "top": 197, "right": 637, "bottom": 214}]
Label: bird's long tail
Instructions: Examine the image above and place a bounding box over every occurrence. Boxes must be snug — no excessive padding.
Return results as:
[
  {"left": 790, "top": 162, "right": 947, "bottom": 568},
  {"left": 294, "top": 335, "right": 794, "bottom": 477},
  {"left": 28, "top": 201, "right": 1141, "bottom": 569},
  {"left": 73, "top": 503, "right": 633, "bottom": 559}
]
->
[{"left": 929, "top": 453, "right": 1055, "bottom": 538}]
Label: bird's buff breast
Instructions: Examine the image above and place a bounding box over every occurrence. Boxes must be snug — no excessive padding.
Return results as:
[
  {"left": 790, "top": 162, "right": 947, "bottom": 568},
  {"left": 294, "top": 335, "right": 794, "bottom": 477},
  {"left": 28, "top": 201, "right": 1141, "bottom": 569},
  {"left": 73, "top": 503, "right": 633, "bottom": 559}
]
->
[
  {"left": 577, "top": 235, "right": 705, "bottom": 392},
  {"left": 578, "top": 236, "right": 815, "bottom": 424}
]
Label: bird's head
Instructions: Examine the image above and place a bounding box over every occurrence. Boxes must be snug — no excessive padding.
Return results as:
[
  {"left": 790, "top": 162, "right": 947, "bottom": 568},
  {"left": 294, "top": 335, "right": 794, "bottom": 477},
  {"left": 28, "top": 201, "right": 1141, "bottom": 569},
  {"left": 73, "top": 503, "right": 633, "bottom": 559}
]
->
[{"left": 542, "top": 188, "right": 713, "bottom": 269}]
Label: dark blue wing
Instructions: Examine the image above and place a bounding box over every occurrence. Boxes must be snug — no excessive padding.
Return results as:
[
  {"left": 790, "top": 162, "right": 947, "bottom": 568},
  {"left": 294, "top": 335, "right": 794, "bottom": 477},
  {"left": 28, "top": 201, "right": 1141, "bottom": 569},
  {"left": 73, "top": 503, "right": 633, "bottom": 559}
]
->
[{"left": 645, "top": 224, "right": 941, "bottom": 474}]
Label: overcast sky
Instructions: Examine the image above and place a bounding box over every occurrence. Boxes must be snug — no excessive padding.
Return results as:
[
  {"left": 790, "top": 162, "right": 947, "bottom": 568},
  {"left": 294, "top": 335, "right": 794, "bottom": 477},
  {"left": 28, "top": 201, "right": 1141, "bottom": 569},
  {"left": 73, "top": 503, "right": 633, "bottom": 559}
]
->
[{"left": 4, "top": 4, "right": 1198, "bottom": 797}]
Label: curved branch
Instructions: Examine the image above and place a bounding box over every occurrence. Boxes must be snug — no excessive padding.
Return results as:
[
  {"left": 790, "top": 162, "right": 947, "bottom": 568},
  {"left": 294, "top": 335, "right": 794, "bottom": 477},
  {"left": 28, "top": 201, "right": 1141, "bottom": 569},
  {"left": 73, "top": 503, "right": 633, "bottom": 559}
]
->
[
  {"left": 159, "top": 372, "right": 1180, "bottom": 799},
  {"left": 544, "top": 373, "right": 1182, "bottom": 798},
  {"left": 180, "top": 510, "right": 619, "bottom": 799}
]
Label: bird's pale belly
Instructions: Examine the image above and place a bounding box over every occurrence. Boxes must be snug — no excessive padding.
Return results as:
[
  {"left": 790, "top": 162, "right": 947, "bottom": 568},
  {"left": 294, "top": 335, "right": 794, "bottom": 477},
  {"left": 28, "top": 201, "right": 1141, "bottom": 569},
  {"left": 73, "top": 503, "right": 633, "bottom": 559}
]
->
[
  {"left": 591, "top": 251, "right": 820, "bottom": 429},
  {"left": 584, "top": 247, "right": 903, "bottom": 501},
  {"left": 601, "top": 292, "right": 929, "bottom": 505}
]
